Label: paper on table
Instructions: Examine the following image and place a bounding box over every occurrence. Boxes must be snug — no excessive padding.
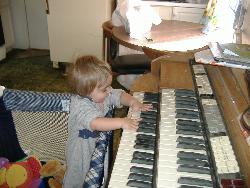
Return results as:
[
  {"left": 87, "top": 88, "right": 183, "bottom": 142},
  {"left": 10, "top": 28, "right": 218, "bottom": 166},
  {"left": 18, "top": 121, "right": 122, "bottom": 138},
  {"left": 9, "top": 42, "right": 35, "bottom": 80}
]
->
[
  {"left": 209, "top": 42, "right": 250, "bottom": 64},
  {"left": 194, "top": 49, "right": 250, "bottom": 69}
]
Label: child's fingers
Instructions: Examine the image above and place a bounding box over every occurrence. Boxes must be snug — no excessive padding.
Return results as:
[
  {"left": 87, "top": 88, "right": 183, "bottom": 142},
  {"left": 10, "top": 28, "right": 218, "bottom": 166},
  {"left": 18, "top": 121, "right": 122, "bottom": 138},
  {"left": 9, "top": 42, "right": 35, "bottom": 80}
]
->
[
  {"left": 131, "top": 124, "right": 139, "bottom": 131},
  {"left": 141, "top": 104, "right": 153, "bottom": 111},
  {"left": 127, "top": 122, "right": 139, "bottom": 131},
  {"left": 133, "top": 117, "right": 142, "bottom": 122},
  {"left": 145, "top": 104, "right": 153, "bottom": 108},
  {"left": 130, "top": 119, "right": 140, "bottom": 129},
  {"left": 127, "top": 111, "right": 132, "bottom": 118}
]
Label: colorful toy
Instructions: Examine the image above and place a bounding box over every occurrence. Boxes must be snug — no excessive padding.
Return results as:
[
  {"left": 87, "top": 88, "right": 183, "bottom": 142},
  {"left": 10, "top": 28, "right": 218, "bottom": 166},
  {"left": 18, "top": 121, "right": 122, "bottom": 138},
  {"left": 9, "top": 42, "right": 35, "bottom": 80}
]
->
[
  {"left": 40, "top": 160, "right": 66, "bottom": 188},
  {"left": 0, "top": 156, "right": 41, "bottom": 188},
  {"left": 0, "top": 158, "right": 9, "bottom": 169}
]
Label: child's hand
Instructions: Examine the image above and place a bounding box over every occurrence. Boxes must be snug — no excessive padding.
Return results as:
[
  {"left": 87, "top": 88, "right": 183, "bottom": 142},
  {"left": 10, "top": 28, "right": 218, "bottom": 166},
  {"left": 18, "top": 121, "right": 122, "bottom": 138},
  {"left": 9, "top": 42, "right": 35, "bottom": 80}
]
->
[
  {"left": 130, "top": 100, "right": 153, "bottom": 112},
  {"left": 121, "top": 117, "right": 140, "bottom": 131}
]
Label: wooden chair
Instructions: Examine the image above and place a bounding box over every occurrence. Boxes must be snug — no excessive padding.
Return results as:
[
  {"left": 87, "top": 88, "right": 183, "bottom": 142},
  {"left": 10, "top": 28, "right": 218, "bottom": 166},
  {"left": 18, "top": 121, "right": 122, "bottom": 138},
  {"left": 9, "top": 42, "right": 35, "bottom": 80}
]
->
[
  {"left": 102, "top": 20, "right": 114, "bottom": 63},
  {"left": 102, "top": 21, "right": 151, "bottom": 75}
]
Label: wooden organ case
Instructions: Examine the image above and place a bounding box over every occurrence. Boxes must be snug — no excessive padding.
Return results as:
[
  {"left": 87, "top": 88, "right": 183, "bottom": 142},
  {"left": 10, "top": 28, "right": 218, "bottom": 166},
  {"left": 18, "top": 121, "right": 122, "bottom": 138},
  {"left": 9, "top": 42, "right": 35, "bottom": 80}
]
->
[{"left": 109, "top": 55, "right": 250, "bottom": 187}]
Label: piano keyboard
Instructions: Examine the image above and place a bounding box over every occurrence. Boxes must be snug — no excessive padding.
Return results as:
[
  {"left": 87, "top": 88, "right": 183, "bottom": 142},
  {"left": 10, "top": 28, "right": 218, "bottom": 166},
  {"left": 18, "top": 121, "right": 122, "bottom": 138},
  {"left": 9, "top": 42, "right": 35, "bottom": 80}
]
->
[
  {"left": 109, "top": 89, "right": 215, "bottom": 188},
  {"left": 193, "top": 63, "right": 244, "bottom": 187},
  {"left": 108, "top": 63, "right": 245, "bottom": 188},
  {"left": 158, "top": 89, "right": 213, "bottom": 188},
  {"left": 202, "top": 99, "right": 227, "bottom": 134},
  {"left": 109, "top": 92, "right": 160, "bottom": 188}
]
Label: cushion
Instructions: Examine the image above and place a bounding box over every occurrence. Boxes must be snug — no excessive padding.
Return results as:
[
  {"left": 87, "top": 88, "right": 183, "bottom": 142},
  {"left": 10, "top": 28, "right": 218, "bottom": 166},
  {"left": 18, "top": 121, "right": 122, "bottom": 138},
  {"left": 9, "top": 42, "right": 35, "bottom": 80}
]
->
[{"left": 111, "top": 54, "right": 151, "bottom": 74}]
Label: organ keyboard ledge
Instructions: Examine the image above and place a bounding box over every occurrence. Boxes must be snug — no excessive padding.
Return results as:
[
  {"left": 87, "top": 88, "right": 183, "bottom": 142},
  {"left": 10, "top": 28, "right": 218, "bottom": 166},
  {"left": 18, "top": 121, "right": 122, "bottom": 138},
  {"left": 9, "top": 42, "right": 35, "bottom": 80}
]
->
[{"left": 109, "top": 58, "right": 249, "bottom": 187}]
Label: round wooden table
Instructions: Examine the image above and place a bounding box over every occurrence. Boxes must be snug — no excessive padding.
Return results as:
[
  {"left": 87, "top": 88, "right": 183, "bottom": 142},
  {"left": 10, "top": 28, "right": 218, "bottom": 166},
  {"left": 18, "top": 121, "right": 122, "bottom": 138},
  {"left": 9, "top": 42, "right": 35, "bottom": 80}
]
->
[{"left": 112, "top": 20, "right": 208, "bottom": 59}]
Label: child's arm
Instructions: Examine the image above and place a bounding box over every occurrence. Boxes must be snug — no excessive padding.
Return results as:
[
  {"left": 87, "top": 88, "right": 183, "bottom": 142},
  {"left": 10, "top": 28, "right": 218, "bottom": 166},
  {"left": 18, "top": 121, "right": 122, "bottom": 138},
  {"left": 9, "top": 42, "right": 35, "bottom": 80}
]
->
[
  {"left": 120, "top": 91, "right": 152, "bottom": 111},
  {"left": 90, "top": 117, "right": 139, "bottom": 131},
  {"left": 90, "top": 91, "right": 153, "bottom": 132}
]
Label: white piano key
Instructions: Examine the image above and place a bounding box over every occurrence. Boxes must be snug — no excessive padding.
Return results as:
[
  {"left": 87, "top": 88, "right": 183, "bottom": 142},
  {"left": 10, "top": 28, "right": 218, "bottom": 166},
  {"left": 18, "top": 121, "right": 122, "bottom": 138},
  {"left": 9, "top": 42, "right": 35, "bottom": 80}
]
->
[
  {"left": 158, "top": 169, "right": 212, "bottom": 181},
  {"left": 157, "top": 179, "right": 213, "bottom": 188}
]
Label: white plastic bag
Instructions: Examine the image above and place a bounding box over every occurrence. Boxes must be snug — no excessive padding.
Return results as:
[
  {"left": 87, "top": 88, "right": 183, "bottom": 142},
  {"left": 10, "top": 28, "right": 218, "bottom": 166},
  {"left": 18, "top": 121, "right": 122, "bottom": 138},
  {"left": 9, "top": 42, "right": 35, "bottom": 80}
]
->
[{"left": 112, "top": 0, "right": 161, "bottom": 40}]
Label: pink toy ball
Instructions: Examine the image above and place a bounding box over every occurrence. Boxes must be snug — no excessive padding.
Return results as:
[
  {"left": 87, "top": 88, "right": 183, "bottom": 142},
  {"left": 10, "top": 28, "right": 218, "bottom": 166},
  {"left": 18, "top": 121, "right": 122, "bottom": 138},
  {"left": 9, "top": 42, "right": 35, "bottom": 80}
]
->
[{"left": 0, "top": 157, "right": 9, "bottom": 168}]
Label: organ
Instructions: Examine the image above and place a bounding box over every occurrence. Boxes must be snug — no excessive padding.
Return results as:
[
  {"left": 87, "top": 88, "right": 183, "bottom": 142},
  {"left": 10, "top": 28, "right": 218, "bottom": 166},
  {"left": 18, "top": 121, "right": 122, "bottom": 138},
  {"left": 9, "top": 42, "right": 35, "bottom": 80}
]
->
[{"left": 108, "top": 56, "right": 250, "bottom": 187}]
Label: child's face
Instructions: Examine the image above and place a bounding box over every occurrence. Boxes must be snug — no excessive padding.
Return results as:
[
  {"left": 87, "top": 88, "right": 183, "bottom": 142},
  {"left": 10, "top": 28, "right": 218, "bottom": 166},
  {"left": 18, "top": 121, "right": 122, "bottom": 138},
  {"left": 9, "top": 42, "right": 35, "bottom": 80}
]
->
[{"left": 90, "top": 75, "right": 112, "bottom": 103}]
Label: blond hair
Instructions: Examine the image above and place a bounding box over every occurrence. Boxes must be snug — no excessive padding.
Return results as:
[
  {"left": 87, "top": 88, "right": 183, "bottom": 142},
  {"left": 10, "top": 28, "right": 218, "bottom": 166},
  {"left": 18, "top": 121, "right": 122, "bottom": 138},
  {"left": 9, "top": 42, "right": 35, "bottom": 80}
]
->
[{"left": 67, "top": 55, "right": 112, "bottom": 96}]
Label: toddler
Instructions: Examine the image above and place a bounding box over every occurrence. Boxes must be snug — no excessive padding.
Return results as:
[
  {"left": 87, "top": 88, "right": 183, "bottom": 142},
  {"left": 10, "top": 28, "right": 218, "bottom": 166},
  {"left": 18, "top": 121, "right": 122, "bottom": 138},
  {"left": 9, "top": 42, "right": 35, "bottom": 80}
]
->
[{"left": 63, "top": 55, "right": 152, "bottom": 187}]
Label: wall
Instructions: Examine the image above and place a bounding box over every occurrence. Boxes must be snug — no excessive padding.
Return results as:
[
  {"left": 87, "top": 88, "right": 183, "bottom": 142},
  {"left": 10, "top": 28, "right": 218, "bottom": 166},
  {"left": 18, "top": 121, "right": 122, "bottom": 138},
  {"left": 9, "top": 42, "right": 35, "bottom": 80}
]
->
[{"left": 242, "top": 0, "right": 250, "bottom": 44}]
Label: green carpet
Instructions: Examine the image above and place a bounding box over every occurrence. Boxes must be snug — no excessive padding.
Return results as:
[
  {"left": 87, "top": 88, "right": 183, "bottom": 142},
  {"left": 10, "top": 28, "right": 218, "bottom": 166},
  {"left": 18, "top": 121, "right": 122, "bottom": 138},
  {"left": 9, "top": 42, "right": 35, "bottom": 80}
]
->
[
  {"left": 0, "top": 49, "right": 126, "bottom": 93},
  {"left": 0, "top": 50, "right": 70, "bottom": 93}
]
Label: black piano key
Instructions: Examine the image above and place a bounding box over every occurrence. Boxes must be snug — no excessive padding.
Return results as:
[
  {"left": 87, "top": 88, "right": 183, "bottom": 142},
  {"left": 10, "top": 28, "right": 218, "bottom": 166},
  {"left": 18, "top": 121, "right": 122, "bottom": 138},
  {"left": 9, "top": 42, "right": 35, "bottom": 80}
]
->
[
  {"left": 180, "top": 185, "right": 204, "bottom": 188},
  {"left": 174, "top": 96, "right": 198, "bottom": 103},
  {"left": 136, "top": 136, "right": 155, "bottom": 143},
  {"left": 177, "top": 142, "right": 206, "bottom": 150},
  {"left": 131, "top": 158, "right": 154, "bottom": 165},
  {"left": 176, "top": 125, "right": 202, "bottom": 132},
  {"left": 144, "top": 93, "right": 159, "bottom": 98},
  {"left": 175, "top": 89, "right": 196, "bottom": 97},
  {"left": 134, "top": 143, "right": 154, "bottom": 151},
  {"left": 144, "top": 92, "right": 159, "bottom": 98},
  {"left": 144, "top": 94, "right": 159, "bottom": 100},
  {"left": 144, "top": 94, "right": 158, "bottom": 98},
  {"left": 139, "top": 122, "right": 156, "bottom": 129},
  {"left": 178, "top": 177, "right": 213, "bottom": 187},
  {"left": 175, "top": 96, "right": 198, "bottom": 104},
  {"left": 140, "top": 118, "right": 157, "bottom": 124},
  {"left": 135, "top": 138, "right": 155, "bottom": 147},
  {"left": 177, "top": 136, "right": 205, "bottom": 145},
  {"left": 136, "top": 134, "right": 155, "bottom": 141},
  {"left": 137, "top": 134, "right": 155, "bottom": 141},
  {"left": 133, "top": 151, "right": 154, "bottom": 160},
  {"left": 137, "top": 127, "right": 156, "bottom": 134},
  {"left": 177, "top": 151, "right": 208, "bottom": 160},
  {"left": 176, "top": 119, "right": 201, "bottom": 127},
  {"left": 175, "top": 89, "right": 195, "bottom": 93},
  {"left": 143, "top": 95, "right": 158, "bottom": 101},
  {"left": 176, "top": 109, "right": 200, "bottom": 118},
  {"left": 128, "top": 173, "right": 153, "bottom": 183},
  {"left": 127, "top": 180, "right": 152, "bottom": 188},
  {"left": 178, "top": 165, "right": 211, "bottom": 175},
  {"left": 176, "top": 103, "right": 198, "bottom": 110},
  {"left": 140, "top": 111, "right": 158, "bottom": 116},
  {"left": 176, "top": 129, "right": 203, "bottom": 136},
  {"left": 140, "top": 113, "right": 157, "bottom": 120},
  {"left": 130, "top": 166, "right": 153, "bottom": 176},
  {"left": 176, "top": 100, "right": 198, "bottom": 107},
  {"left": 143, "top": 98, "right": 158, "bottom": 103},
  {"left": 135, "top": 138, "right": 155, "bottom": 145},
  {"left": 176, "top": 113, "right": 200, "bottom": 120},
  {"left": 177, "top": 158, "right": 210, "bottom": 168}
]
